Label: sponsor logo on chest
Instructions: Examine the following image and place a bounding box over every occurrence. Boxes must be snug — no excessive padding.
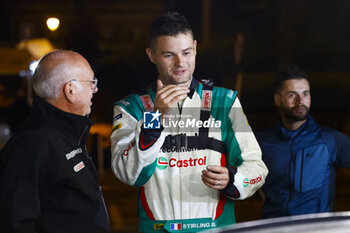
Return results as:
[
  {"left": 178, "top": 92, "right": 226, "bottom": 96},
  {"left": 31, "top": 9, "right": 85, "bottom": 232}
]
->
[
  {"left": 140, "top": 95, "right": 154, "bottom": 112},
  {"left": 65, "top": 148, "right": 83, "bottom": 160},
  {"left": 74, "top": 161, "right": 85, "bottom": 172},
  {"left": 202, "top": 90, "right": 212, "bottom": 111},
  {"left": 156, "top": 156, "right": 207, "bottom": 170}
]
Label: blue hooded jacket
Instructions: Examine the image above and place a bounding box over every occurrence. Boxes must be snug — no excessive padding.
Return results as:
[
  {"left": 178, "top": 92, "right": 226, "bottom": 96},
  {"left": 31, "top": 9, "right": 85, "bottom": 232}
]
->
[{"left": 256, "top": 115, "right": 350, "bottom": 218}]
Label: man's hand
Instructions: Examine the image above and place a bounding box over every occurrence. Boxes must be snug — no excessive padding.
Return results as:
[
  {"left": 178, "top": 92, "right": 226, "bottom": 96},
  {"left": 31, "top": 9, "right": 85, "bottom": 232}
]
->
[
  {"left": 153, "top": 79, "right": 190, "bottom": 115},
  {"left": 202, "top": 165, "right": 229, "bottom": 190}
]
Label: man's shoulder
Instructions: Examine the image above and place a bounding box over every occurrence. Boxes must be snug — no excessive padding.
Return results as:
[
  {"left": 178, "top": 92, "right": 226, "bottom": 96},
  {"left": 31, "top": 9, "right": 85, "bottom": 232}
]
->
[
  {"left": 318, "top": 125, "right": 350, "bottom": 143},
  {"left": 198, "top": 79, "right": 233, "bottom": 92},
  {"left": 113, "top": 84, "right": 155, "bottom": 106},
  {"left": 0, "top": 121, "right": 53, "bottom": 159},
  {"left": 318, "top": 124, "right": 339, "bottom": 133},
  {"left": 113, "top": 89, "right": 152, "bottom": 121},
  {"left": 113, "top": 93, "right": 141, "bottom": 107},
  {"left": 212, "top": 85, "right": 234, "bottom": 93},
  {"left": 207, "top": 83, "right": 237, "bottom": 103},
  {"left": 11, "top": 118, "right": 55, "bottom": 141}
]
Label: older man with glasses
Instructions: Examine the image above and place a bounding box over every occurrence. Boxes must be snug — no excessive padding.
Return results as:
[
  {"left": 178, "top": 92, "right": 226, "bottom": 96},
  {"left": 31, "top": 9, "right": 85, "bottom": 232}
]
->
[{"left": 0, "top": 50, "right": 109, "bottom": 233}]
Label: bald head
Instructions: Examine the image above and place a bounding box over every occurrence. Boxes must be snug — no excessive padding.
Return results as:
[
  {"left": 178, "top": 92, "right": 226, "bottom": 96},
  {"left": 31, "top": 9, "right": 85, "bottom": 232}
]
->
[
  {"left": 33, "top": 50, "right": 96, "bottom": 116},
  {"left": 33, "top": 50, "right": 92, "bottom": 101}
]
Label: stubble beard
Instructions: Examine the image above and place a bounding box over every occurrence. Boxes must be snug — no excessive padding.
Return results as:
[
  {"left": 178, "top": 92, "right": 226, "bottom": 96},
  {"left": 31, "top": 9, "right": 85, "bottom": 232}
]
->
[
  {"left": 281, "top": 105, "right": 309, "bottom": 122},
  {"left": 161, "top": 73, "right": 192, "bottom": 86}
]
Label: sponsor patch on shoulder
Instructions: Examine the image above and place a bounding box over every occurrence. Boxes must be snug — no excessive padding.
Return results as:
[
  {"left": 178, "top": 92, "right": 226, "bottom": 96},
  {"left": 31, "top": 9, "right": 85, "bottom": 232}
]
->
[
  {"left": 113, "top": 113, "right": 122, "bottom": 122},
  {"left": 74, "top": 161, "right": 85, "bottom": 172},
  {"left": 112, "top": 123, "right": 122, "bottom": 133}
]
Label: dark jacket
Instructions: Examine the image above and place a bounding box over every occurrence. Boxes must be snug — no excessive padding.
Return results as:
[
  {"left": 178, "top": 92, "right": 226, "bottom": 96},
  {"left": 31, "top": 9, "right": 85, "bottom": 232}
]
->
[
  {"left": 257, "top": 115, "right": 350, "bottom": 218},
  {"left": 0, "top": 97, "right": 109, "bottom": 233}
]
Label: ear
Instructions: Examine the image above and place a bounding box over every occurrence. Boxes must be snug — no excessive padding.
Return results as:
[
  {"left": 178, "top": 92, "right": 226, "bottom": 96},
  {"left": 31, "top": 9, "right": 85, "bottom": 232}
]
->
[
  {"left": 63, "top": 82, "right": 76, "bottom": 103},
  {"left": 146, "top": 47, "right": 155, "bottom": 64},
  {"left": 193, "top": 40, "right": 197, "bottom": 55},
  {"left": 274, "top": 93, "right": 281, "bottom": 107}
]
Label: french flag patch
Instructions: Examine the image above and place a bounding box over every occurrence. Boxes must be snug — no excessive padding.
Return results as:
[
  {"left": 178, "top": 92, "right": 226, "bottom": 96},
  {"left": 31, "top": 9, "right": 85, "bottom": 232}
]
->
[{"left": 170, "top": 223, "right": 182, "bottom": 230}]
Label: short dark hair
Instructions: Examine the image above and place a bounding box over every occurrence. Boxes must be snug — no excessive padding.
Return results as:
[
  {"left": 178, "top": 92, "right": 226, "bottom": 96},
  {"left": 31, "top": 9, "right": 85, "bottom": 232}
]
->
[
  {"left": 149, "top": 12, "right": 193, "bottom": 49},
  {"left": 274, "top": 65, "right": 309, "bottom": 93}
]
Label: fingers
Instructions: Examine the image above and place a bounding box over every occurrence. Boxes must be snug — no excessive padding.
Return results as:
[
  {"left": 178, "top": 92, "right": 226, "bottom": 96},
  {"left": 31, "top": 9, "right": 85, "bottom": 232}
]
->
[
  {"left": 202, "top": 175, "right": 228, "bottom": 190},
  {"left": 154, "top": 80, "right": 190, "bottom": 114},
  {"left": 201, "top": 166, "right": 229, "bottom": 190},
  {"left": 206, "top": 165, "right": 227, "bottom": 174},
  {"left": 157, "top": 81, "right": 189, "bottom": 96},
  {"left": 202, "top": 178, "right": 227, "bottom": 190},
  {"left": 157, "top": 85, "right": 189, "bottom": 101},
  {"left": 156, "top": 79, "right": 164, "bottom": 91}
]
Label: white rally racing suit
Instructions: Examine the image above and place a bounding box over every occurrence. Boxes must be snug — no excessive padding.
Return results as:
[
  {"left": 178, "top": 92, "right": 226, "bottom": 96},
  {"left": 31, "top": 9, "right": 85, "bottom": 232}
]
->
[{"left": 111, "top": 78, "right": 268, "bottom": 232}]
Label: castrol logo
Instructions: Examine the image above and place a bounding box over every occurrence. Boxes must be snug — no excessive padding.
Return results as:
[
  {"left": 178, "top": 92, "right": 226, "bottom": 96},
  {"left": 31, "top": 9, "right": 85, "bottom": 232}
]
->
[
  {"left": 156, "top": 156, "right": 207, "bottom": 170},
  {"left": 243, "top": 175, "right": 262, "bottom": 188}
]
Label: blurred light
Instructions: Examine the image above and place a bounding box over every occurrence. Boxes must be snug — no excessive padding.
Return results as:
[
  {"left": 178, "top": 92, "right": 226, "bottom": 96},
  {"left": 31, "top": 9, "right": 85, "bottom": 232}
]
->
[
  {"left": 29, "top": 60, "right": 39, "bottom": 74},
  {"left": 19, "top": 70, "right": 27, "bottom": 77},
  {"left": 46, "top": 17, "right": 60, "bottom": 31}
]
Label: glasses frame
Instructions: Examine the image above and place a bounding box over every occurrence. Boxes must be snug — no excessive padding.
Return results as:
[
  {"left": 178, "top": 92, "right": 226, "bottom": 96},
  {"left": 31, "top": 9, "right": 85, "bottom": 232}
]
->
[{"left": 68, "top": 77, "right": 98, "bottom": 90}]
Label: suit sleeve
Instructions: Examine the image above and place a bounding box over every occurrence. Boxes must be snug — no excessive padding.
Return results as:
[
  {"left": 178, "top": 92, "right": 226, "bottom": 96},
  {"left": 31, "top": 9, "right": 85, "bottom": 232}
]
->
[
  {"left": 110, "top": 104, "right": 167, "bottom": 186},
  {"left": 226, "top": 98, "right": 268, "bottom": 200}
]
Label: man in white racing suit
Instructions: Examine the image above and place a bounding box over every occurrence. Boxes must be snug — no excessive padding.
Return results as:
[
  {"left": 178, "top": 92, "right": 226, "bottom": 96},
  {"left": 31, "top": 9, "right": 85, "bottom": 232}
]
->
[{"left": 111, "top": 12, "right": 268, "bottom": 233}]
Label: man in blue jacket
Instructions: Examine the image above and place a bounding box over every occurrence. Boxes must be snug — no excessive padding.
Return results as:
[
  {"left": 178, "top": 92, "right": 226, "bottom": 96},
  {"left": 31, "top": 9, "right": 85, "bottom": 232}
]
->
[{"left": 256, "top": 65, "right": 350, "bottom": 218}]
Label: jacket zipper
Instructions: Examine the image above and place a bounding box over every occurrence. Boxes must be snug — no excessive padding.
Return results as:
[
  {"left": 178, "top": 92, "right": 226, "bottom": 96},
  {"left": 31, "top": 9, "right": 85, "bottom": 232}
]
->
[
  {"left": 78, "top": 125, "right": 89, "bottom": 146},
  {"left": 300, "top": 149, "right": 304, "bottom": 192},
  {"left": 288, "top": 140, "right": 294, "bottom": 214}
]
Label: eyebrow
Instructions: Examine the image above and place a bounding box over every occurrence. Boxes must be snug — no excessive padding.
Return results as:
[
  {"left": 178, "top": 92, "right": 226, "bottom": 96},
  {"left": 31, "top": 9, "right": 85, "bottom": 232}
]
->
[
  {"left": 182, "top": 47, "right": 193, "bottom": 52},
  {"left": 160, "top": 47, "right": 193, "bottom": 55},
  {"left": 286, "top": 90, "right": 310, "bottom": 94}
]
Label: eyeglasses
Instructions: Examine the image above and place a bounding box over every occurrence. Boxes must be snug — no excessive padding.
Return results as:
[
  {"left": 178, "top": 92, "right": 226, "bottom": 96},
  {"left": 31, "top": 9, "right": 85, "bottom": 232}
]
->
[{"left": 68, "top": 77, "right": 98, "bottom": 90}]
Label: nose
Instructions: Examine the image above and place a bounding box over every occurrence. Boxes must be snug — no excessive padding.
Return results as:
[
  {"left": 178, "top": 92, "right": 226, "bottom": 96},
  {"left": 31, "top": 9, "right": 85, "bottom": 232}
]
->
[
  {"left": 295, "top": 94, "right": 304, "bottom": 105},
  {"left": 174, "top": 55, "right": 184, "bottom": 66},
  {"left": 93, "top": 86, "right": 98, "bottom": 94}
]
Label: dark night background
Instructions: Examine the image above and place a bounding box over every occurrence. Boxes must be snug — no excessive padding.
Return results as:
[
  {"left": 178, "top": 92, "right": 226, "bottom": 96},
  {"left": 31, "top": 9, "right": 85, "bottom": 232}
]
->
[
  {"left": 1, "top": 0, "right": 350, "bottom": 125},
  {"left": 1, "top": 1, "right": 350, "bottom": 232}
]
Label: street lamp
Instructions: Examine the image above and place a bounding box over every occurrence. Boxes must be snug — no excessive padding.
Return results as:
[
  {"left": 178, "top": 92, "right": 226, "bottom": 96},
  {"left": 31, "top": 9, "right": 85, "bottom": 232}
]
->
[{"left": 46, "top": 17, "right": 60, "bottom": 31}]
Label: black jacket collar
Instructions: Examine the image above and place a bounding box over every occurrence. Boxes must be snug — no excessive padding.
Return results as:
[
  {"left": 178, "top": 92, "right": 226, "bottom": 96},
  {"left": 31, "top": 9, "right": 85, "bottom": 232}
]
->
[{"left": 31, "top": 96, "right": 93, "bottom": 142}]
